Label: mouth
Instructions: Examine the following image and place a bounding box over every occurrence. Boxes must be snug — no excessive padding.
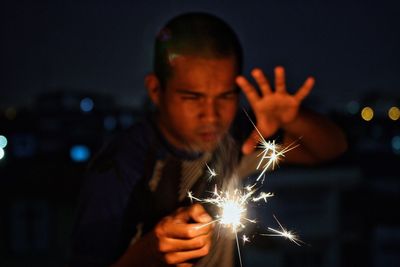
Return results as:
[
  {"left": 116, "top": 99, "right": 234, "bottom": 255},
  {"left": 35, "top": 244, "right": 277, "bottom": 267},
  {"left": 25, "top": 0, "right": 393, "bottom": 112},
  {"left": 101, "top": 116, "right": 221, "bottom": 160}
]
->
[{"left": 199, "top": 132, "right": 219, "bottom": 142}]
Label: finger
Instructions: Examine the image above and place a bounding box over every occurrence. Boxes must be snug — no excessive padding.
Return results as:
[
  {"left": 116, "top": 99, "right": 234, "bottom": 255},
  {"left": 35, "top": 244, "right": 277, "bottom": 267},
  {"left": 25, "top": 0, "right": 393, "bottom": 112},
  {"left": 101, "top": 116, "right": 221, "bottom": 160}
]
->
[
  {"left": 294, "top": 77, "right": 315, "bottom": 102},
  {"left": 274, "top": 66, "right": 286, "bottom": 93},
  {"left": 174, "top": 204, "right": 212, "bottom": 225},
  {"left": 241, "top": 130, "right": 259, "bottom": 155},
  {"left": 236, "top": 76, "right": 260, "bottom": 106},
  {"left": 186, "top": 203, "right": 212, "bottom": 224},
  {"left": 251, "top": 68, "right": 272, "bottom": 95},
  {"left": 158, "top": 207, "right": 213, "bottom": 239},
  {"left": 164, "top": 243, "right": 211, "bottom": 265},
  {"left": 159, "top": 219, "right": 212, "bottom": 239},
  {"left": 159, "top": 232, "right": 212, "bottom": 253}
]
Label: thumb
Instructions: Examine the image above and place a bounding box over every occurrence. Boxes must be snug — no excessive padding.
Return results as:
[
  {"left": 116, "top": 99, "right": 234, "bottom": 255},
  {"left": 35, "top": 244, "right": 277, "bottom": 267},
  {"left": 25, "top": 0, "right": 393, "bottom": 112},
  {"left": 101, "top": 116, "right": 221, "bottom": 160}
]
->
[
  {"left": 242, "top": 130, "right": 259, "bottom": 155},
  {"left": 188, "top": 204, "right": 212, "bottom": 224}
]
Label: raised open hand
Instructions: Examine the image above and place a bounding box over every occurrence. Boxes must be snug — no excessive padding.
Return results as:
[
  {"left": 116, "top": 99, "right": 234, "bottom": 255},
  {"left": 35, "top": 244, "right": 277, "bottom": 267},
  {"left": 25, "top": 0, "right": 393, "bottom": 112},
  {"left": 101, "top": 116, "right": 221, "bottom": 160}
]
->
[{"left": 236, "top": 66, "right": 315, "bottom": 154}]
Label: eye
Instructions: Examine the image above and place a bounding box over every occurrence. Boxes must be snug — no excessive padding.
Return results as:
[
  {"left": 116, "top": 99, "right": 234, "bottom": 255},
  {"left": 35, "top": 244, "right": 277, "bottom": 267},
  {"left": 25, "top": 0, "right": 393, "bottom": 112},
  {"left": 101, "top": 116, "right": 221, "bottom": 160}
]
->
[{"left": 220, "top": 92, "right": 238, "bottom": 100}]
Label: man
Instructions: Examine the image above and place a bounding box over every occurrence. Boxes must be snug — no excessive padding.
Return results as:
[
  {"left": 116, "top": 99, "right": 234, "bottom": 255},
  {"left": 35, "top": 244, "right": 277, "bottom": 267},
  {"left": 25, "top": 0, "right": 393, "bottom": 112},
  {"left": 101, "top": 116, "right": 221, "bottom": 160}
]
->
[{"left": 69, "top": 12, "right": 347, "bottom": 267}]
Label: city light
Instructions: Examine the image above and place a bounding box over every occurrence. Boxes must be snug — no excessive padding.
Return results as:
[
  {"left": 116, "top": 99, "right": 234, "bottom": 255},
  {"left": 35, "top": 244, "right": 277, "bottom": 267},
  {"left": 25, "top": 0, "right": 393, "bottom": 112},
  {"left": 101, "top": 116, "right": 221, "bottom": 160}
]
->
[
  {"left": 119, "top": 113, "right": 134, "bottom": 128},
  {"left": 361, "top": 106, "right": 374, "bottom": 121},
  {"left": 388, "top": 107, "right": 400, "bottom": 121},
  {"left": 0, "top": 135, "right": 7, "bottom": 149},
  {"left": 392, "top": 136, "right": 400, "bottom": 155},
  {"left": 346, "top": 100, "right": 360, "bottom": 115},
  {"left": 104, "top": 115, "right": 117, "bottom": 131},
  {"left": 70, "top": 145, "right": 91, "bottom": 162},
  {"left": 80, "top": 97, "right": 94, "bottom": 112}
]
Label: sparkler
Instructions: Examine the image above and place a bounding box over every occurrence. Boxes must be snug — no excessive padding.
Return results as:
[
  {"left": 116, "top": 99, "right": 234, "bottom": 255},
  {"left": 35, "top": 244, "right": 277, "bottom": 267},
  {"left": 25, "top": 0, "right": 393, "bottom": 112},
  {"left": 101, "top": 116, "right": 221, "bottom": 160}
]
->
[
  {"left": 188, "top": 184, "right": 273, "bottom": 267},
  {"left": 188, "top": 110, "right": 305, "bottom": 266},
  {"left": 188, "top": 185, "right": 262, "bottom": 232}
]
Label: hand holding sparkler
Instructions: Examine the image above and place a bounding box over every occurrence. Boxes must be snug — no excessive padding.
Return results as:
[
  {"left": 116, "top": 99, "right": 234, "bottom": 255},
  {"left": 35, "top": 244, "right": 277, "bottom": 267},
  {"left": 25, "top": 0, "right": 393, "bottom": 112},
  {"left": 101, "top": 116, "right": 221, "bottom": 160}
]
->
[
  {"left": 236, "top": 66, "right": 314, "bottom": 155},
  {"left": 154, "top": 203, "right": 213, "bottom": 266}
]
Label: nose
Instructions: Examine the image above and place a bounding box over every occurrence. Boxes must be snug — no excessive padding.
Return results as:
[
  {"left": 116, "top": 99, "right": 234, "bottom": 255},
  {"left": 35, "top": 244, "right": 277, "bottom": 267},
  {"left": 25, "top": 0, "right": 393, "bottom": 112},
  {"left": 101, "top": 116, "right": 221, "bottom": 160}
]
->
[{"left": 201, "top": 98, "right": 219, "bottom": 124}]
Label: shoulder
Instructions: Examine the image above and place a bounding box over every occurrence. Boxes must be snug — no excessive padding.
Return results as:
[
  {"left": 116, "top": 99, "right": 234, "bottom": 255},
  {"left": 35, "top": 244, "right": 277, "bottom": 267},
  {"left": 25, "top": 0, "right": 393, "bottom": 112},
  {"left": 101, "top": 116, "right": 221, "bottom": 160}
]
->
[{"left": 86, "top": 118, "right": 156, "bottom": 189}]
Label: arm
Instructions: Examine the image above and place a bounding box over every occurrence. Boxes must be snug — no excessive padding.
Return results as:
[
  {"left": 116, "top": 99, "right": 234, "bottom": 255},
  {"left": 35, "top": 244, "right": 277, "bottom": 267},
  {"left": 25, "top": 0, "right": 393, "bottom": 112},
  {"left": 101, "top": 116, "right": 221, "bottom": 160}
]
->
[
  {"left": 112, "top": 204, "right": 213, "bottom": 267},
  {"left": 236, "top": 66, "right": 347, "bottom": 165},
  {"left": 281, "top": 108, "right": 347, "bottom": 164}
]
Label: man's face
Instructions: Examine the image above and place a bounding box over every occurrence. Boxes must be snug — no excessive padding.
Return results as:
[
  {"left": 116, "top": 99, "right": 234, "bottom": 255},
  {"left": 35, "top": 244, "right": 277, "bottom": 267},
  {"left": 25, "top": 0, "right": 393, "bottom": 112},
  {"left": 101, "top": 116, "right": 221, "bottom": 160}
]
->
[{"left": 156, "top": 55, "right": 239, "bottom": 152}]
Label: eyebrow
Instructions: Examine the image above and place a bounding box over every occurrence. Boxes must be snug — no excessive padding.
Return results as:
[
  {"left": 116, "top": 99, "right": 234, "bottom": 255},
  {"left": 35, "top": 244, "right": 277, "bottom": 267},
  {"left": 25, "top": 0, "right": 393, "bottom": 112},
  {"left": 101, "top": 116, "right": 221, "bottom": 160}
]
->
[
  {"left": 176, "top": 89, "right": 204, "bottom": 96},
  {"left": 176, "top": 88, "right": 239, "bottom": 96}
]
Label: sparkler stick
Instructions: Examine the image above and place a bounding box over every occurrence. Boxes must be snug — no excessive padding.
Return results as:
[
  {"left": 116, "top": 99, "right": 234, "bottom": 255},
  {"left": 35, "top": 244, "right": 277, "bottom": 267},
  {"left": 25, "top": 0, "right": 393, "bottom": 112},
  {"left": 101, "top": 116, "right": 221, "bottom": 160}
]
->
[{"left": 235, "top": 231, "right": 243, "bottom": 267}]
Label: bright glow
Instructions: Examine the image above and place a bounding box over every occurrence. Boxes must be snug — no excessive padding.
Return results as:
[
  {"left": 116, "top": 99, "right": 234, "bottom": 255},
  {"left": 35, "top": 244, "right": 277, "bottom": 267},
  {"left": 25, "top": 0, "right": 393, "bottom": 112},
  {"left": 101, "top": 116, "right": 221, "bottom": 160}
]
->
[
  {"left": 346, "top": 100, "right": 360, "bottom": 115},
  {"left": 392, "top": 136, "right": 400, "bottom": 155},
  {"left": 361, "top": 106, "right": 374, "bottom": 121},
  {"left": 80, "top": 97, "right": 94, "bottom": 112},
  {"left": 0, "top": 148, "right": 4, "bottom": 160},
  {"left": 388, "top": 107, "right": 400, "bottom": 121},
  {"left": 0, "top": 135, "right": 7, "bottom": 149},
  {"left": 221, "top": 200, "right": 244, "bottom": 227},
  {"left": 70, "top": 145, "right": 91, "bottom": 162}
]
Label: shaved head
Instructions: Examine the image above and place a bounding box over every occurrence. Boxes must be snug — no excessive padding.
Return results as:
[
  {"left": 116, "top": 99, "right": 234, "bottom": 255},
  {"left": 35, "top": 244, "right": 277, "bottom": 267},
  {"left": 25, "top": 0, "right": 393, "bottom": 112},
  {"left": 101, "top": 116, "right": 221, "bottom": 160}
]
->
[{"left": 153, "top": 12, "right": 243, "bottom": 88}]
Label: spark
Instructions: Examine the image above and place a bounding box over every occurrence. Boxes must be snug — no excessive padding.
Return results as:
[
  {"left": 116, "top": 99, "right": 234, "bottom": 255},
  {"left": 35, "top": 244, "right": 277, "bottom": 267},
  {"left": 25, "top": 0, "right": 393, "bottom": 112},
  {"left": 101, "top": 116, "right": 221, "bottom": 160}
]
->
[
  {"left": 187, "top": 110, "right": 305, "bottom": 266},
  {"left": 188, "top": 186, "right": 264, "bottom": 267},
  {"left": 206, "top": 163, "right": 217, "bottom": 181},
  {"left": 242, "top": 234, "right": 250, "bottom": 245},
  {"left": 261, "top": 215, "right": 304, "bottom": 246},
  {"left": 242, "top": 109, "right": 300, "bottom": 182},
  {"left": 245, "top": 182, "right": 258, "bottom": 191},
  {"left": 252, "top": 192, "right": 274, "bottom": 202},
  {"left": 255, "top": 139, "right": 300, "bottom": 182}
]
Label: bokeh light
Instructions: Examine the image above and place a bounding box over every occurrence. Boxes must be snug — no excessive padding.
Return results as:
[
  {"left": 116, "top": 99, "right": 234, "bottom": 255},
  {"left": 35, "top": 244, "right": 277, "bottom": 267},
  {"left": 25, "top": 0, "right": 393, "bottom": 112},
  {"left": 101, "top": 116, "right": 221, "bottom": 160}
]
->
[
  {"left": 0, "top": 135, "right": 7, "bottom": 149},
  {"left": 0, "top": 147, "right": 4, "bottom": 160},
  {"left": 392, "top": 136, "right": 400, "bottom": 155},
  {"left": 361, "top": 107, "right": 374, "bottom": 121},
  {"left": 346, "top": 100, "right": 360, "bottom": 115},
  {"left": 119, "top": 113, "right": 134, "bottom": 128},
  {"left": 104, "top": 115, "right": 117, "bottom": 131},
  {"left": 70, "top": 145, "right": 91, "bottom": 162},
  {"left": 80, "top": 97, "right": 94, "bottom": 112},
  {"left": 388, "top": 106, "right": 400, "bottom": 121}
]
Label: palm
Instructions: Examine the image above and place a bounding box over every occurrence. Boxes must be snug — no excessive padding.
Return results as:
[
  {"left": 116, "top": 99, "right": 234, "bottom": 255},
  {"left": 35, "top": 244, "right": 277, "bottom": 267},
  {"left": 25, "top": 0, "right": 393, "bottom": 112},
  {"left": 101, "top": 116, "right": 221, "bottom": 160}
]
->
[
  {"left": 236, "top": 66, "right": 315, "bottom": 153},
  {"left": 253, "top": 93, "right": 300, "bottom": 136}
]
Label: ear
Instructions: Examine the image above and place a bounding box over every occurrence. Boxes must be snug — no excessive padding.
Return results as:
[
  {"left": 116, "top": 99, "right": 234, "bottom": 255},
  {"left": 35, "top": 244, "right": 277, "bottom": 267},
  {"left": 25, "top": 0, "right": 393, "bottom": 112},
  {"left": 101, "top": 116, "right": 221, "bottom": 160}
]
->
[{"left": 145, "top": 73, "right": 162, "bottom": 106}]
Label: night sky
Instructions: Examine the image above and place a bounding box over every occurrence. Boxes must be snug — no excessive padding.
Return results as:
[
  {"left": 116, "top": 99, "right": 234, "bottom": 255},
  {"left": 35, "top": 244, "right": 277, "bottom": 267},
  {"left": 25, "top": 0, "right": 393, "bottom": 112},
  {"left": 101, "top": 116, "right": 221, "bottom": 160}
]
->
[{"left": 1, "top": 0, "right": 399, "bottom": 111}]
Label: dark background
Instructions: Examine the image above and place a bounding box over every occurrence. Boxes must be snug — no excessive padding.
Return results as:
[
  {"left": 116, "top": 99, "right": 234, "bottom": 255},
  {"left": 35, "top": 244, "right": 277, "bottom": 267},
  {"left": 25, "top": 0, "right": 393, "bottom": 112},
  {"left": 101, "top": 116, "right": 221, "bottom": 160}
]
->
[{"left": 0, "top": 1, "right": 399, "bottom": 266}]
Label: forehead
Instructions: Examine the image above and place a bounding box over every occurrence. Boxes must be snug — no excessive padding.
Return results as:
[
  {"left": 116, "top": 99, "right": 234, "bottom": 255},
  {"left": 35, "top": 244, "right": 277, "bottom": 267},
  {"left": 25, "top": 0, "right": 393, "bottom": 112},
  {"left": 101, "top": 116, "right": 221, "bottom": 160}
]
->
[{"left": 167, "top": 55, "right": 237, "bottom": 92}]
